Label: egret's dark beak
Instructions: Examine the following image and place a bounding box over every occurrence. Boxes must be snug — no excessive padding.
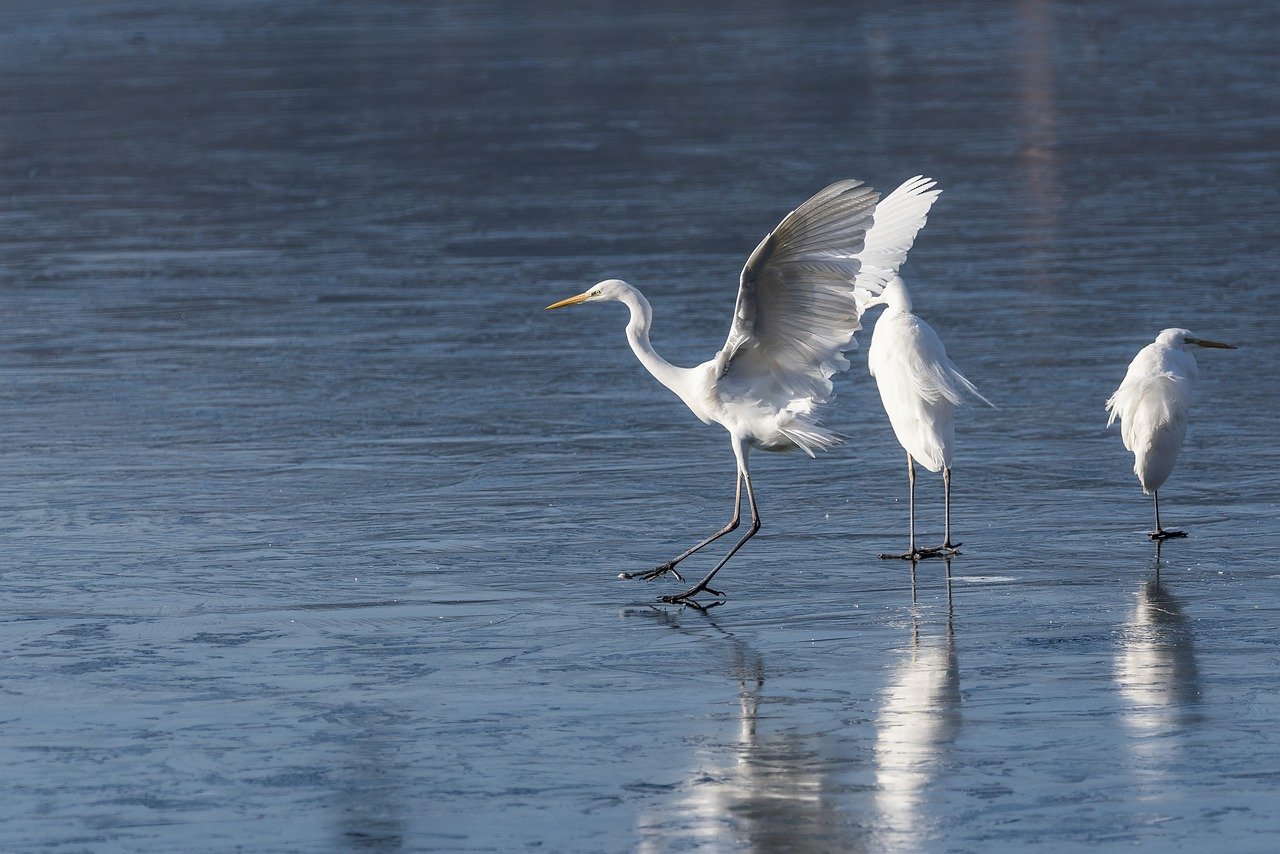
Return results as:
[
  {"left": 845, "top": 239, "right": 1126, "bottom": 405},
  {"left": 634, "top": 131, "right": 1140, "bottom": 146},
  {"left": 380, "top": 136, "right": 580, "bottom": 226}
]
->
[
  {"left": 1191, "top": 338, "right": 1236, "bottom": 349},
  {"left": 545, "top": 290, "right": 592, "bottom": 310}
]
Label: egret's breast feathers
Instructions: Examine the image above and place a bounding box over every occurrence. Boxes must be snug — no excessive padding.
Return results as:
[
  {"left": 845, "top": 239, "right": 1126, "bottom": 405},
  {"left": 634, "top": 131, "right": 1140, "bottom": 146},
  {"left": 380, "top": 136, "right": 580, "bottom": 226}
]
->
[{"left": 1106, "top": 373, "right": 1192, "bottom": 452}]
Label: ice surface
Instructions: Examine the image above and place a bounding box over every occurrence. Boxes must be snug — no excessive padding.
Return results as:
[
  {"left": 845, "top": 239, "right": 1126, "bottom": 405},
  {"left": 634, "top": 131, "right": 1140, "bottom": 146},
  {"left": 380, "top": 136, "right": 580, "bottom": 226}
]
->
[{"left": 2, "top": 1, "right": 1278, "bottom": 850}]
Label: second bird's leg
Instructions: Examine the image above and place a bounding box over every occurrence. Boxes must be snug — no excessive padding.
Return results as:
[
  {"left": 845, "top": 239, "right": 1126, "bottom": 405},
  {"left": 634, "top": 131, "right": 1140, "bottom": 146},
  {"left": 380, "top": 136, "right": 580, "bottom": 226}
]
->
[
  {"left": 618, "top": 473, "right": 743, "bottom": 582},
  {"left": 919, "top": 467, "right": 962, "bottom": 558},
  {"left": 663, "top": 452, "right": 758, "bottom": 606},
  {"left": 881, "top": 453, "right": 926, "bottom": 560},
  {"left": 1149, "top": 489, "right": 1186, "bottom": 540}
]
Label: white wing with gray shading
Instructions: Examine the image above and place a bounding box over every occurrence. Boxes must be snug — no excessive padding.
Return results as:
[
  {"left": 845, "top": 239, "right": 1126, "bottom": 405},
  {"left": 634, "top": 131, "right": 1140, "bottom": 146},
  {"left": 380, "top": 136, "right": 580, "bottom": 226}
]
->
[
  {"left": 852, "top": 176, "right": 942, "bottom": 310},
  {"left": 717, "top": 179, "right": 882, "bottom": 401}
]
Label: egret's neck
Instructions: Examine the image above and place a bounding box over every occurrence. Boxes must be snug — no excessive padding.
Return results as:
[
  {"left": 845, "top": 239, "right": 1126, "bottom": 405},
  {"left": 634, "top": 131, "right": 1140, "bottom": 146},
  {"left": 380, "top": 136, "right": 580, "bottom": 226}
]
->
[{"left": 618, "top": 287, "right": 687, "bottom": 394}]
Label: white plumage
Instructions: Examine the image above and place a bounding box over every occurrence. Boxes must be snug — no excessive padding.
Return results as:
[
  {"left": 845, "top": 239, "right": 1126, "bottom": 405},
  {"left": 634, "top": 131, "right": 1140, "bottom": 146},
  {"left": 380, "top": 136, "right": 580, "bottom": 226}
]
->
[
  {"left": 866, "top": 276, "right": 992, "bottom": 558},
  {"left": 852, "top": 175, "right": 943, "bottom": 310},
  {"left": 1105, "top": 327, "right": 1235, "bottom": 539},
  {"left": 545, "top": 177, "right": 938, "bottom": 606},
  {"left": 869, "top": 279, "right": 991, "bottom": 472}
]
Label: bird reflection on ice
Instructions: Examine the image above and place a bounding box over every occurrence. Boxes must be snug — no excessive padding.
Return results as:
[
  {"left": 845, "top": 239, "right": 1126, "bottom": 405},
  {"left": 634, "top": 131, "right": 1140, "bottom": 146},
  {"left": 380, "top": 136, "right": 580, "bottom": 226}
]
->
[
  {"left": 625, "top": 609, "right": 861, "bottom": 852},
  {"left": 327, "top": 705, "right": 408, "bottom": 851},
  {"left": 1114, "top": 550, "right": 1202, "bottom": 751},
  {"left": 873, "top": 567, "right": 960, "bottom": 848}
]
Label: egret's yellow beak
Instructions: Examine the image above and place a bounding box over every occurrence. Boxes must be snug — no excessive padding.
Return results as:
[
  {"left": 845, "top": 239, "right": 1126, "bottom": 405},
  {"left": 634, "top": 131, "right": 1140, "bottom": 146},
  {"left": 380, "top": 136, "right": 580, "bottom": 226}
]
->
[
  {"left": 1192, "top": 337, "right": 1237, "bottom": 349},
  {"left": 545, "top": 290, "right": 592, "bottom": 310}
]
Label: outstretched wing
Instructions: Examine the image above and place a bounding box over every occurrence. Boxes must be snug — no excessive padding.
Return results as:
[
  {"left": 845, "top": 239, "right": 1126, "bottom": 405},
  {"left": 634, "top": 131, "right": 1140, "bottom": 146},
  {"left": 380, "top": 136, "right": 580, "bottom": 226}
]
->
[
  {"left": 852, "top": 175, "right": 942, "bottom": 310},
  {"left": 717, "top": 179, "right": 881, "bottom": 401}
]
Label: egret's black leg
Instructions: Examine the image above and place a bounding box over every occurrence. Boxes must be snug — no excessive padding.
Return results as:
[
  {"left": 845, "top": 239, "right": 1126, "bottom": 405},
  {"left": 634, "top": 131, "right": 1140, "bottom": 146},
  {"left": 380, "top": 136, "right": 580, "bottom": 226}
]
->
[
  {"left": 918, "top": 467, "right": 962, "bottom": 558},
  {"left": 1150, "top": 489, "right": 1186, "bottom": 540},
  {"left": 619, "top": 473, "right": 743, "bottom": 583},
  {"left": 882, "top": 453, "right": 928, "bottom": 560},
  {"left": 910, "top": 454, "right": 916, "bottom": 556},
  {"left": 663, "top": 447, "right": 758, "bottom": 607}
]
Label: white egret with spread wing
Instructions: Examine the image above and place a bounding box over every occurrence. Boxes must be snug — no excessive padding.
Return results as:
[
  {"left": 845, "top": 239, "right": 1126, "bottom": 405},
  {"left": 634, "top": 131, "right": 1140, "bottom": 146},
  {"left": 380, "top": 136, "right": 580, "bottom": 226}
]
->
[
  {"left": 545, "top": 177, "right": 939, "bottom": 607},
  {"left": 863, "top": 272, "right": 993, "bottom": 560},
  {"left": 1105, "top": 328, "right": 1235, "bottom": 540}
]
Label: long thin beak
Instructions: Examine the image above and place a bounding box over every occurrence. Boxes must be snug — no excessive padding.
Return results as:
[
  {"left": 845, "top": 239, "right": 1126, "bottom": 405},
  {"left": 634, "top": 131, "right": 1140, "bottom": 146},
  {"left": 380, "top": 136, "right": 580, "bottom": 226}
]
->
[
  {"left": 1192, "top": 337, "right": 1237, "bottom": 349},
  {"left": 545, "top": 290, "right": 592, "bottom": 311}
]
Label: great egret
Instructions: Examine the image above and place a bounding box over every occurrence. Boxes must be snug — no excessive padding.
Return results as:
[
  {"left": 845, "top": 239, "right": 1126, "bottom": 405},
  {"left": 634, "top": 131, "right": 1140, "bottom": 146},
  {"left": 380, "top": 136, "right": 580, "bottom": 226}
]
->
[
  {"left": 546, "top": 177, "right": 939, "bottom": 606},
  {"left": 863, "top": 275, "right": 993, "bottom": 560},
  {"left": 1105, "top": 328, "right": 1235, "bottom": 540}
]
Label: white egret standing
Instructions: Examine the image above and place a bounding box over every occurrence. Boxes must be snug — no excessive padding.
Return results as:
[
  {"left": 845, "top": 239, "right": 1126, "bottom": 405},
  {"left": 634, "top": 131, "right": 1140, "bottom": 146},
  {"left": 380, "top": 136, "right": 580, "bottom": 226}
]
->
[
  {"left": 1105, "top": 328, "right": 1235, "bottom": 540},
  {"left": 545, "top": 177, "right": 939, "bottom": 607},
  {"left": 863, "top": 274, "right": 993, "bottom": 560}
]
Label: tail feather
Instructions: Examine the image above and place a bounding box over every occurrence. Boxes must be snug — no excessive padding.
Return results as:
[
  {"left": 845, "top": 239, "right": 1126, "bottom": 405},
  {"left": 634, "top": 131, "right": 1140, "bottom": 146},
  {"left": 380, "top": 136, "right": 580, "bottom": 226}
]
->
[{"left": 777, "top": 405, "right": 843, "bottom": 457}]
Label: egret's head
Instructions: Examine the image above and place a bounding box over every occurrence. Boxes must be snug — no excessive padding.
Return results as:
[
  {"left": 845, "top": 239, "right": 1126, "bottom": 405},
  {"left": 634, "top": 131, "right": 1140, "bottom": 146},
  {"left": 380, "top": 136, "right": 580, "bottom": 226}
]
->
[
  {"left": 859, "top": 275, "right": 912, "bottom": 312},
  {"left": 1157, "top": 327, "right": 1236, "bottom": 350},
  {"left": 545, "top": 279, "right": 631, "bottom": 310}
]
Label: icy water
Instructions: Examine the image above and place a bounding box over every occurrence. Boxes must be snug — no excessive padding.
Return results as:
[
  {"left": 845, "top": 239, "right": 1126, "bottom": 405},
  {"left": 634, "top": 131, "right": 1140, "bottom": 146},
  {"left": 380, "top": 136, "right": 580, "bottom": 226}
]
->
[{"left": 2, "top": 0, "right": 1279, "bottom": 850}]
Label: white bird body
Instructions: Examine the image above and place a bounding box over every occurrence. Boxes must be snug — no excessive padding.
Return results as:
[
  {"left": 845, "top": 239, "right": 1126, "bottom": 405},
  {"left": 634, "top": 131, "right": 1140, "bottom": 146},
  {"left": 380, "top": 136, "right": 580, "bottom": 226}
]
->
[
  {"left": 604, "top": 278, "right": 850, "bottom": 458},
  {"left": 547, "top": 177, "right": 941, "bottom": 604},
  {"left": 867, "top": 278, "right": 990, "bottom": 473},
  {"left": 864, "top": 275, "right": 990, "bottom": 558},
  {"left": 1105, "top": 327, "right": 1235, "bottom": 539},
  {"left": 1105, "top": 330, "right": 1199, "bottom": 493}
]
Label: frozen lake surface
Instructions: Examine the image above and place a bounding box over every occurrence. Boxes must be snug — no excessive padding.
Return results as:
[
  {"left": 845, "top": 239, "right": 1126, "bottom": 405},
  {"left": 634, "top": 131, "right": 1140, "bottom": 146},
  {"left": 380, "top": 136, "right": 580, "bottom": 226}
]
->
[{"left": 2, "top": 0, "right": 1279, "bottom": 850}]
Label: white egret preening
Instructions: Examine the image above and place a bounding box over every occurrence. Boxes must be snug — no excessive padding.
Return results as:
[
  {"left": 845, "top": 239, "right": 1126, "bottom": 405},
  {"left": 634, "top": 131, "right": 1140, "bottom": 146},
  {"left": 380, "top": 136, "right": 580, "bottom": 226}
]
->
[
  {"left": 863, "top": 273, "right": 993, "bottom": 560},
  {"left": 545, "top": 177, "right": 939, "bottom": 607},
  {"left": 1105, "top": 328, "right": 1235, "bottom": 540}
]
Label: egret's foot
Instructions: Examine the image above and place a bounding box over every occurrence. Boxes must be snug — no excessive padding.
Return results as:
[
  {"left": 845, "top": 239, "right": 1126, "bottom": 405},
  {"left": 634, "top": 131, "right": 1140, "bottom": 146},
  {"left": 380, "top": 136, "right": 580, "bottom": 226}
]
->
[
  {"left": 660, "top": 583, "right": 726, "bottom": 609},
  {"left": 916, "top": 542, "right": 962, "bottom": 559},
  {"left": 618, "top": 562, "right": 685, "bottom": 582},
  {"left": 1150, "top": 529, "right": 1187, "bottom": 541},
  {"left": 879, "top": 547, "right": 956, "bottom": 561}
]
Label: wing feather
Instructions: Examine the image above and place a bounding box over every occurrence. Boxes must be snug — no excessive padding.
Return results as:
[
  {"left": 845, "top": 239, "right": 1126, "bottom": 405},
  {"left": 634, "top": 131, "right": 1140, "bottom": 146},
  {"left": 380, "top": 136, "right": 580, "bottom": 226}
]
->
[
  {"left": 1106, "top": 372, "right": 1191, "bottom": 491},
  {"left": 719, "top": 180, "right": 881, "bottom": 400},
  {"left": 872, "top": 317, "right": 992, "bottom": 409},
  {"left": 852, "top": 176, "right": 942, "bottom": 310},
  {"left": 868, "top": 313, "right": 990, "bottom": 470},
  {"left": 1105, "top": 341, "right": 1201, "bottom": 491}
]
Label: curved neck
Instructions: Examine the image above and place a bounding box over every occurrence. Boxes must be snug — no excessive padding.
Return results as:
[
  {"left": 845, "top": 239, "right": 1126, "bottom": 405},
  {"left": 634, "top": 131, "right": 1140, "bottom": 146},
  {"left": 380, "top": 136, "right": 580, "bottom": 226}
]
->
[{"left": 619, "top": 287, "right": 686, "bottom": 394}]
